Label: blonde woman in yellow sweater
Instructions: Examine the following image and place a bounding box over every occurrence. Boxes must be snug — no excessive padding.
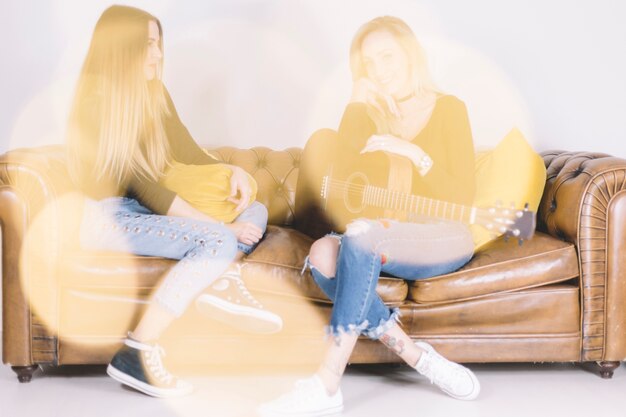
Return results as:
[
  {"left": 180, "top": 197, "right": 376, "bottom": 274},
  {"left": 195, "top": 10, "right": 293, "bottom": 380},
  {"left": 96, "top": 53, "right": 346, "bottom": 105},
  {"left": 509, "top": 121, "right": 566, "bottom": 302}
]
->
[{"left": 259, "top": 16, "right": 480, "bottom": 417}]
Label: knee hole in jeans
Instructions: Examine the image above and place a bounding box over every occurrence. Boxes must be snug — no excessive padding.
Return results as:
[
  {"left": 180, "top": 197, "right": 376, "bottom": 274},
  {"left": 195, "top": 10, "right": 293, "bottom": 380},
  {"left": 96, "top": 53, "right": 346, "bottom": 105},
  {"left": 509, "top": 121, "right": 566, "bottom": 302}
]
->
[{"left": 309, "top": 237, "right": 339, "bottom": 278}]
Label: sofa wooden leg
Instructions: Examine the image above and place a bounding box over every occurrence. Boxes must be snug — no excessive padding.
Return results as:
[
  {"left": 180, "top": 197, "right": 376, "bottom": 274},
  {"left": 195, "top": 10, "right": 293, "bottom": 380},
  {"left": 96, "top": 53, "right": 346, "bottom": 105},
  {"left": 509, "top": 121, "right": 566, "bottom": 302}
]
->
[
  {"left": 596, "top": 361, "right": 620, "bottom": 379},
  {"left": 12, "top": 365, "right": 39, "bottom": 383}
]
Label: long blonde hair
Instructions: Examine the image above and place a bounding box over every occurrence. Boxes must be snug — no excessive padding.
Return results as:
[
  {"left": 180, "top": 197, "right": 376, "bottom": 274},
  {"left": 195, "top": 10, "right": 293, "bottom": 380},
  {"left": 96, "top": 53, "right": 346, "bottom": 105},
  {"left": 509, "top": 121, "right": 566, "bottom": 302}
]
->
[
  {"left": 67, "top": 5, "right": 170, "bottom": 185},
  {"left": 349, "top": 16, "right": 440, "bottom": 132},
  {"left": 350, "top": 16, "right": 438, "bottom": 96}
]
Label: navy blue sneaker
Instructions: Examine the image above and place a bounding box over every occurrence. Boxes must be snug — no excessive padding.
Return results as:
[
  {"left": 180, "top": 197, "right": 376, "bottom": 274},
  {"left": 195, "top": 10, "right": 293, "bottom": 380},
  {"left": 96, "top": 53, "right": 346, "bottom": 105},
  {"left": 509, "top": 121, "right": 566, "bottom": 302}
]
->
[{"left": 107, "top": 337, "right": 193, "bottom": 398}]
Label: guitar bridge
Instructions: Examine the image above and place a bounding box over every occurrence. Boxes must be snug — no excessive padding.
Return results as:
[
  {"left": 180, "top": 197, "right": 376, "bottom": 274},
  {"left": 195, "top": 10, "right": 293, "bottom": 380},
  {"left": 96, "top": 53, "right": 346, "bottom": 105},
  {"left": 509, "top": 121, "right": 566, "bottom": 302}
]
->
[{"left": 321, "top": 175, "right": 328, "bottom": 199}]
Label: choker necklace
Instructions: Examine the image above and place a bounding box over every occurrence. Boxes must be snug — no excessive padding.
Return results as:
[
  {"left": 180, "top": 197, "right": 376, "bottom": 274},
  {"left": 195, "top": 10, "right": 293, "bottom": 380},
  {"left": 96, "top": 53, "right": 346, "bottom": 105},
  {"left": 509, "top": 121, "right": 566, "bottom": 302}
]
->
[{"left": 395, "top": 92, "right": 415, "bottom": 103}]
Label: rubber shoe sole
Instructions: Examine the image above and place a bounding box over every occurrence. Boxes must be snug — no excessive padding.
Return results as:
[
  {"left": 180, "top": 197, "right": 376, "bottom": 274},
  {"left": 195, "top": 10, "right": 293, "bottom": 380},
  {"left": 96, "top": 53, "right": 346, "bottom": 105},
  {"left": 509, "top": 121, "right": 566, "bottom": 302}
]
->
[
  {"left": 106, "top": 364, "right": 193, "bottom": 398},
  {"left": 195, "top": 294, "right": 283, "bottom": 334}
]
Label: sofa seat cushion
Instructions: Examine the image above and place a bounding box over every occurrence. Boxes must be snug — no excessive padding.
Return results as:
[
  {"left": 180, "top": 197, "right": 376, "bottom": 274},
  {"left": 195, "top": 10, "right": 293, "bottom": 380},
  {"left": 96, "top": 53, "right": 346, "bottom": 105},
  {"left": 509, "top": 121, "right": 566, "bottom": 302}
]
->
[
  {"left": 244, "top": 226, "right": 408, "bottom": 304},
  {"left": 408, "top": 232, "right": 579, "bottom": 304},
  {"left": 61, "top": 252, "right": 175, "bottom": 289},
  {"left": 60, "top": 225, "right": 408, "bottom": 304}
]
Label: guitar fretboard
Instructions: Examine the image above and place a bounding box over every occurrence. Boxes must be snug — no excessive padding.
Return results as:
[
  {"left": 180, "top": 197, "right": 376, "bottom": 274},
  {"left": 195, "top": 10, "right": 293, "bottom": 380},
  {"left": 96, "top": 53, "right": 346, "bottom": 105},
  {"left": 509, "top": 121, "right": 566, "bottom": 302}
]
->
[
  {"left": 364, "top": 184, "right": 476, "bottom": 223},
  {"left": 325, "top": 177, "right": 477, "bottom": 224},
  {"left": 321, "top": 174, "right": 535, "bottom": 241}
]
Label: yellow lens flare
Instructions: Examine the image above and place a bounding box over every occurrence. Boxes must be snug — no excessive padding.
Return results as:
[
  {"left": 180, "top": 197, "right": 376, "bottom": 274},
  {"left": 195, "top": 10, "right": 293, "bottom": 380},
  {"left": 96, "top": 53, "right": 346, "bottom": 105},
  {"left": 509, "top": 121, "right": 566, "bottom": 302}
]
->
[
  {"left": 18, "top": 190, "right": 329, "bottom": 405},
  {"left": 20, "top": 192, "right": 138, "bottom": 342}
]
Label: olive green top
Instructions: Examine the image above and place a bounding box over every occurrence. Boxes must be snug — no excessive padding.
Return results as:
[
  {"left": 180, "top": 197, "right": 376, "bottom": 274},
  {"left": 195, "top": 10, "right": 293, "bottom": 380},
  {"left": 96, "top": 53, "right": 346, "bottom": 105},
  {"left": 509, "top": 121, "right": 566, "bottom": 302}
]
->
[{"left": 337, "top": 95, "right": 476, "bottom": 206}]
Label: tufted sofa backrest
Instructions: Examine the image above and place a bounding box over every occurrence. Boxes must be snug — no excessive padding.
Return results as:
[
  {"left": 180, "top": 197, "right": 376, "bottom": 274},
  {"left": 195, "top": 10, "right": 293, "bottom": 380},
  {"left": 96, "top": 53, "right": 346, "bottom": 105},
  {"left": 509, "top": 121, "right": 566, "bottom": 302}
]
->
[
  {"left": 0, "top": 145, "right": 302, "bottom": 228},
  {"left": 207, "top": 146, "right": 301, "bottom": 227}
]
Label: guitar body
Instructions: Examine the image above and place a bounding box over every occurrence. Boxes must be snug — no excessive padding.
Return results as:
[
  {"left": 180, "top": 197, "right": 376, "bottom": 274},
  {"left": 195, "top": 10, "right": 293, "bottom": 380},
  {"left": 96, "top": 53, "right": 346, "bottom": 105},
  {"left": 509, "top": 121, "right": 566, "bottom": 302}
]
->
[
  {"left": 295, "top": 129, "right": 392, "bottom": 236},
  {"left": 322, "top": 152, "right": 410, "bottom": 232}
]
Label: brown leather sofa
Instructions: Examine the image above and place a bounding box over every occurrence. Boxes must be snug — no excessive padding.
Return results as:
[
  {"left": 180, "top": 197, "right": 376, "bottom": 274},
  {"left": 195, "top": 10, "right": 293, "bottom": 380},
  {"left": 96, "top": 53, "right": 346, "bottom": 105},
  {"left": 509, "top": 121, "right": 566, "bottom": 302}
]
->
[{"left": 2, "top": 136, "right": 625, "bottom": 383}]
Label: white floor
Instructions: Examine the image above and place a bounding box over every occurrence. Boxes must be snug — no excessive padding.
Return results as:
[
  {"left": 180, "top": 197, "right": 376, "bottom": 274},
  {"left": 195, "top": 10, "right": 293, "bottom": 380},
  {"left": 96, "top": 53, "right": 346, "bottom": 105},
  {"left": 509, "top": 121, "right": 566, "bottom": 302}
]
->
[{"left": 1, "top": 345, "right": 625, "bottom": 417}]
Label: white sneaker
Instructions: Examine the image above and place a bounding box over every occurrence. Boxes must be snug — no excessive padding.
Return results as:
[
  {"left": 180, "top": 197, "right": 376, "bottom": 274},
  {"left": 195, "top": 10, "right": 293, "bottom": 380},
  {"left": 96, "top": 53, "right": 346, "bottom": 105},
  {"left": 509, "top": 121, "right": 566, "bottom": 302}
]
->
[
  {"left": 413, "top": 341, "right": 480, "bottom": 400},
  {"left": 196, "top": 264, "right": 283, "bottom": 334},
  {"left": 257, "top": 375, "right": 343, "bottom": 417}
]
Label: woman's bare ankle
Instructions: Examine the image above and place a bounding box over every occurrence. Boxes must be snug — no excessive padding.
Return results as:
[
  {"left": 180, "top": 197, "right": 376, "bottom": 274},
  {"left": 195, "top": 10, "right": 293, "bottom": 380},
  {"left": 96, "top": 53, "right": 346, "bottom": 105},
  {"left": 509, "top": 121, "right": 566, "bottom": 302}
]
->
[{"left": 316, "top": 366, "right": 341, "bottom": 395}]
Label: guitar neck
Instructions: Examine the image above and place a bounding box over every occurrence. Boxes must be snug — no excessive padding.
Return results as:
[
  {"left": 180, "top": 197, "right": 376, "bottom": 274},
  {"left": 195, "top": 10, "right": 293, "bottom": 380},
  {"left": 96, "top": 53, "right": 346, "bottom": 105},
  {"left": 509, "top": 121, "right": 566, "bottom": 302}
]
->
[{"left": 363, "top": 184, "right": 476, "bottom": 224}]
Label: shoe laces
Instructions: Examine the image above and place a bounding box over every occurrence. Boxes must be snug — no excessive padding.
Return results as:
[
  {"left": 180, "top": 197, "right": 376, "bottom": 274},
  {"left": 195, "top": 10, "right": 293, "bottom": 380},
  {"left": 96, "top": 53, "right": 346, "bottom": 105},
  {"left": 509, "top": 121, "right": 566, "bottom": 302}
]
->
[
  {"left": 144, "top": 344, "right": 174, "bottom": 385},
  {"left": 234, "top": 278, "right": 264, "bottom": 308},
  {"left": 223, "top": 264, "right": 264, "bottom": 309}
]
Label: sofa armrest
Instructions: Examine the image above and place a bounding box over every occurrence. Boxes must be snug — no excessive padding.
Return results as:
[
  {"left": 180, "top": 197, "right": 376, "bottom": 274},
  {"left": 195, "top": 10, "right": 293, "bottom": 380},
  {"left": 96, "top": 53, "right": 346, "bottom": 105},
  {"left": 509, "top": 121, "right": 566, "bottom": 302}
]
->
[
  {"left": 540, "top": 150, "right": 626, "bottom": 362},
  {"left": 1, "top": 187, "right": 32, "bottom": 366},
  {"left": 0, "top": 145, "right": 75, "bottom": 366}
]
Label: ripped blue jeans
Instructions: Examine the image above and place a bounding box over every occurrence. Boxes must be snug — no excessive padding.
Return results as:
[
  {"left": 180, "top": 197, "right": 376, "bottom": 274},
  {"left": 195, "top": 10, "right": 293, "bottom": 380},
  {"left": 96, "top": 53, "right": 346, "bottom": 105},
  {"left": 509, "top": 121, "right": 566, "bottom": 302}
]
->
[
  {"left": 307, "top": 219, "right": 474, "bottom": 340},
  {"left": 79, "top": 197, "right": 268, "bottom": 317}
]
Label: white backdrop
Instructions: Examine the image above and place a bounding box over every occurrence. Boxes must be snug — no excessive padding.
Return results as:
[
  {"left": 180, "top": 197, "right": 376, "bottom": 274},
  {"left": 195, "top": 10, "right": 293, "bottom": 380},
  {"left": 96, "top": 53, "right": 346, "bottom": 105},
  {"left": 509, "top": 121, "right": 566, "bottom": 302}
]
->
[{"left": 2, "top": 0, "right": 626, "bottom": 156}]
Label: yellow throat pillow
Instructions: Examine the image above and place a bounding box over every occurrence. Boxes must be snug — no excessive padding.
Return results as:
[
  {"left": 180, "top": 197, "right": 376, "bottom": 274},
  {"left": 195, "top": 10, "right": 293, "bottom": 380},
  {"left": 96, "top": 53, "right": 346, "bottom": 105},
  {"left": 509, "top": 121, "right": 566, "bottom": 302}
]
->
[
  {"left": 470, "top": 128, "right": 546, "bottom": 249},
  {"left": 160, "top": 162, "right": 258, "bottom": 223}
]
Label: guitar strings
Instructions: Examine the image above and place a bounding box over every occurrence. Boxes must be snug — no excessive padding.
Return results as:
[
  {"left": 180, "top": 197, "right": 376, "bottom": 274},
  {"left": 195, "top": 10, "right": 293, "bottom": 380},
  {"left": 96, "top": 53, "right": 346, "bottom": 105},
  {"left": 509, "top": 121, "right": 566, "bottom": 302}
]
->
[
  {"left": 324, "top": 179, "right": 466, "bottom": 209},
  {"left": 323, "top": 178, "right": 472, "bottom": 220},
  {"left": 322, "top": 179, "right": 529, "bottom": 237},
  {"left": 325, "top": 179, "right": 420, "bottom": 202},
  {"left": 324, "top": 179, "right": 439, "bottom": 213}
]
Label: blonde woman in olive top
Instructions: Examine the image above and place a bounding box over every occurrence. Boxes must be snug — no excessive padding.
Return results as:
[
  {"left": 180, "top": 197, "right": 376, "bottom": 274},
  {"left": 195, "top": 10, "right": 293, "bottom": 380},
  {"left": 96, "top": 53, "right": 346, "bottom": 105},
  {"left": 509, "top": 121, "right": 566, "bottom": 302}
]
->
[
  {"left": 67, "top": 5, "right": 280, "bottom": 398},
  {"left": 259, "top": 16, "right": 480, "bottom": 417}
]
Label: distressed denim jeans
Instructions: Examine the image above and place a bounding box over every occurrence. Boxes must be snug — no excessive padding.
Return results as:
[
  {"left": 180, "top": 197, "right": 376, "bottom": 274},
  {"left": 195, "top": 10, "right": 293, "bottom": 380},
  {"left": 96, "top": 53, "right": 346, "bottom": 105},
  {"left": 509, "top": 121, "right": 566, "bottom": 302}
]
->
[
  {"left": 309, "top": 219, "right": 474, "bottom": 340},
  {"left": 79, "top": 197, "right": 268, "bottom": 317}
]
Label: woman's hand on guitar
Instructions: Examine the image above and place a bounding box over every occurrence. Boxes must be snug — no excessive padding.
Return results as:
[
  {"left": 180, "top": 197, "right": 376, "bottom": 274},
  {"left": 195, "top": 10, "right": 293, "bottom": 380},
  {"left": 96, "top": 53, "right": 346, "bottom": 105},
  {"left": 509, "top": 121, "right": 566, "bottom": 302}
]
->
[
  {"left": 361, "top": 134, "right": 422, "bottom": 159},
  {"left": 350, "top": 78, "right": 401, "bottom": 118}
]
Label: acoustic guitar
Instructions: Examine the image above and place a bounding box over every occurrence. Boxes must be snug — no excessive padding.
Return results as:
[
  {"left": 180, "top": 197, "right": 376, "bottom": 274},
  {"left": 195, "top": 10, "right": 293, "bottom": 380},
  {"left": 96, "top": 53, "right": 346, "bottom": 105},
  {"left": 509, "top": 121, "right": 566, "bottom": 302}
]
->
[
  {"left": 295, "top": 129, "right": 535, "bottom": 243},
  {"left": 320, "top": 166, "right": 536, "bottom": 244}
]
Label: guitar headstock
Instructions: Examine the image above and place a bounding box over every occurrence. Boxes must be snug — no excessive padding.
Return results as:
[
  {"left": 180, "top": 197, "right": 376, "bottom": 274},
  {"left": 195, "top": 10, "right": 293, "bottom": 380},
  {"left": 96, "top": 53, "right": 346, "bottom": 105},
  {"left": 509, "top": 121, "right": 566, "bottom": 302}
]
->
[{"left": 475, "top": 202, "right": 536, "bottom": 245}]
